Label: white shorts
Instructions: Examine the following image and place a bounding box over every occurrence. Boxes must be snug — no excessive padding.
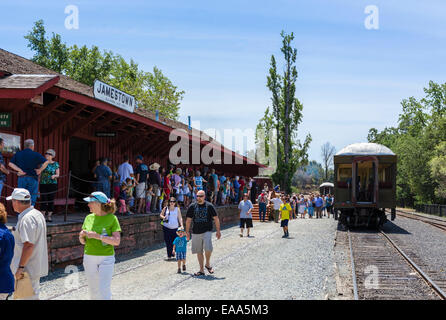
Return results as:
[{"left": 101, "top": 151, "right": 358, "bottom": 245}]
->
[
  {"left": 135, "top": 182, "right": 146, "bottom": 198},
  {"left": 191, "top": 231, "right": 213, "bottom": 254}
]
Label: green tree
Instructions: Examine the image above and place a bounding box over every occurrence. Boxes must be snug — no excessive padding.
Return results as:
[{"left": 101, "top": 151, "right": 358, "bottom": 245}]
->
[
  {"left": 429, "top": 142, "right": 446, "bottom": 200},
  {"left": 368, "top": 81, "right": 446, "bottom": 205},
  {"left": 263, "top": 31, "right": 311, "bottom": 193},
  {"left": 24, "top": 20, "right": 184, "bottom": 119}
]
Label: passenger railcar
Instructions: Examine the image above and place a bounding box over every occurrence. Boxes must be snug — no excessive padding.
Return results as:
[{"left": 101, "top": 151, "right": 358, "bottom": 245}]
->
[
  {"left": 333, "top": 143, "right": 397, "bottom": 228},
  {"left": 319, "top": 182, "right": 334, "bottom": 195}
]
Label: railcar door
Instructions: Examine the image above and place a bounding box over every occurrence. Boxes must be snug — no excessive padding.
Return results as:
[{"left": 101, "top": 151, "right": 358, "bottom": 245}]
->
[{"left": 352, "top": 156, "right": 378, "bottom": 204}]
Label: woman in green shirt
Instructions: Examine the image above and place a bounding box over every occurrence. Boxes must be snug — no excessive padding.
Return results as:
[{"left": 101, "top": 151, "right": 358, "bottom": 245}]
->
[
  {"left": 39, "top": 149, "right": 60, "bottom": 222},
  {"left": 79, "top": 191, "right": 121, "bottom": 300}
]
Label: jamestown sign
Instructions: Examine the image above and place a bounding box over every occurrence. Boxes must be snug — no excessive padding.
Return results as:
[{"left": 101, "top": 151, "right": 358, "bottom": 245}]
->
[{"left": 93, "top": 80, "right": 137, "bottom": 113}]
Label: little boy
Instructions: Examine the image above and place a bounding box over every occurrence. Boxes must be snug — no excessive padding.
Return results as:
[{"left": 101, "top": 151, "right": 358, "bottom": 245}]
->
[
  {"left": 279, "top": 197, "right": 292, "bottom": 238},
  {"left": 172, "top": 227, "right": 188, "bottom": 273}
]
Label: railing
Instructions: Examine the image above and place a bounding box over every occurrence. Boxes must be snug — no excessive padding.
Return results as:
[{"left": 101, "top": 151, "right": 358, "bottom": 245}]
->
[
  {"left": 2, "top": 172, "right": 241, "bottom": 222},
  {"left": 1, "top": 171, "right": 93, "bottom": 222},
  {"left": 414, "top": 204, "right": 446, "bottom": 217}
]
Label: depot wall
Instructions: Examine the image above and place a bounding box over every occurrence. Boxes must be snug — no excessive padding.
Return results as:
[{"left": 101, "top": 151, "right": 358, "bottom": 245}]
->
[{"left": 46, "top": 205, "right": 240, "bottom": 271}]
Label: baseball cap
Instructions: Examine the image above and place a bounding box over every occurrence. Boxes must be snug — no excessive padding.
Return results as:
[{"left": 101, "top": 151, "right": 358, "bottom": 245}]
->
[
  {"left": 83, "top": 191, "right": 110, "bottom": 204},
  {"left": 45, "top": 149, "right": 56, "bottom": 157},
  {"left": 6, "top": 188, "right": 31, "bottom": 201},
  {"left": 177, "top": 227, "right": 185, "bottom": 232},
  {"left": 136, "top": 155, "right": 143, "bottom": 160}
]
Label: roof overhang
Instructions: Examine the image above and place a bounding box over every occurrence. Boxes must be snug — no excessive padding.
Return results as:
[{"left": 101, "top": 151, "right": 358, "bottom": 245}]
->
[{"left": 0, "top": 74, "right": 60, "bottom": 99}]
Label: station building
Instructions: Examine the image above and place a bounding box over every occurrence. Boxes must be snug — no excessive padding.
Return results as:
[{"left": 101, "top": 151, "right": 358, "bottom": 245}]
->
[{"left": 0, "top": 48, "right": 265, "bottom": 211}]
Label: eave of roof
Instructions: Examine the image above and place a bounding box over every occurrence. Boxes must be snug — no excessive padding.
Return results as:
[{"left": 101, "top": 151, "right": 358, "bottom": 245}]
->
[{"left": 0, "top": 48, "right": 264, "bottom": 167}]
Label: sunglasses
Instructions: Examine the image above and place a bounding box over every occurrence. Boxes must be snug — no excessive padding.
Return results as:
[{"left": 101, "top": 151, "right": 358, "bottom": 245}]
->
[
  {"left": 169, "top": 201, "right": 176, "bottom": 203},
  {"left": 197, "top": 195, "right": 205, "bottom": 198},
  {"left": 45, "top": 153, "right": 52, "bottom": 156}
]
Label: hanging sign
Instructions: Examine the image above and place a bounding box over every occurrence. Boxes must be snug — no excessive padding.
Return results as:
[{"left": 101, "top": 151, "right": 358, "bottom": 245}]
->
[
  {"left": 93, "top": 80, "right": 137, "bottom": 113},
  {"left": 95, "top": 132, "right": 116, "bottom": 137}
]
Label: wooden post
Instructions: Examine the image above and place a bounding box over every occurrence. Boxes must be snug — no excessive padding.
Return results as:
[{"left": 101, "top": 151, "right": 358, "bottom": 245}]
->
[{"left": 64, "top": 171, "right": 71, "bottom": 222}]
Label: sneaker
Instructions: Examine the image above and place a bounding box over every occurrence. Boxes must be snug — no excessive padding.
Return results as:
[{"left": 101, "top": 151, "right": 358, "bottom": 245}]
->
[
  {"left": 282, "top": 235, "right": 287, "bottom": 238},
  {"left": 182, "top": 265, "right": 186, "bottom": 271},
  {"left": 177, "top": 268, "right": 181, "bottom": 274}
]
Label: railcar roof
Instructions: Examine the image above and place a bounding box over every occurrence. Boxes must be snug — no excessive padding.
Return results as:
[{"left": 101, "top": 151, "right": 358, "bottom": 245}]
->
[
  {"left": 320, "top": 182, "right": 334, "bottom": 187},
  {"left": 335, "top": 142, "right": 395, "bottom": 156}
]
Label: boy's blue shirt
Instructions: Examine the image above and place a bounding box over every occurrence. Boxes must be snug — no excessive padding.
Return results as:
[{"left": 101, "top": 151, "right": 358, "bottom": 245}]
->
[{"left": 173, "top": 236, "right": 188, "bottom": 253}]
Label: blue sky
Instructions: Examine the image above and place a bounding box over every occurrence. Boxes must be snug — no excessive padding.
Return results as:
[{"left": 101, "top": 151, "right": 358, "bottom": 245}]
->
[{"left": 1, "top": 0, "right": 445, "bottom": 164}]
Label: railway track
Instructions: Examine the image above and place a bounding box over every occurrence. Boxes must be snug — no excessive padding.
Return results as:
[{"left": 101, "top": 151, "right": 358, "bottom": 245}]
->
[
  {"left": 347, "top": 229, "right": 445, "bottom": 300},
  {"left": 395, "top": 209, "right": 446, "bottom": 232}
]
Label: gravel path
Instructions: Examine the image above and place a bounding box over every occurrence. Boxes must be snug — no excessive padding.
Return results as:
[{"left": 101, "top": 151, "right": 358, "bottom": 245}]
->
[{"left": 40, "top": 217, "right": 338, "bottom": 300}]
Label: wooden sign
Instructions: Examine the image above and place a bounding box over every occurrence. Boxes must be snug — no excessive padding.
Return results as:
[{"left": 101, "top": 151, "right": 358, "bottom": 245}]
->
[{"left": 95, "top": 132, "right": 116, "bottom": 137}]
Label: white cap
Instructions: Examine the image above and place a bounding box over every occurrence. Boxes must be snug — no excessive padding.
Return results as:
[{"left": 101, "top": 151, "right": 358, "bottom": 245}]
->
[{"left": 6, "top": 188, "right": 31, "bottom": 201}]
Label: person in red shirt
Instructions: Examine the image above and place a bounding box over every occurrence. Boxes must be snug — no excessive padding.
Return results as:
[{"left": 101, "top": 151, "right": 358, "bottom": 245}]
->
[
  {"left": 161, "top": 167, "right": 171, "bottom": 201},
  {"left": 238, "top": 177, "right": 245, "bottom": 202}
]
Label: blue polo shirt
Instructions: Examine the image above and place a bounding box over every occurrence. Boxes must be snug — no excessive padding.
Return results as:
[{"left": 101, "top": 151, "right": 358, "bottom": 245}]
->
[
  {"left": 0, "top": 224, "right": 15, "bottom": 294},
  {"left": 10, "top": 148, "right": 46, "bottom": 178},
  {"left": 315, "top": 197, "right": 324, "bottom": 207}
]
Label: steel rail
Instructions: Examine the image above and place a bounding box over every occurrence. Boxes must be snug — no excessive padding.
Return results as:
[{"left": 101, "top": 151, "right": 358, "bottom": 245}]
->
[
  {"left": 394, "top": 210, "right": 446, "bottom": 233},
  {"left": 380, "top": 231, "right": 446, "bottom": 300},
  {"left": 347, "top": 229, "right": 359, "bottom": 300}
]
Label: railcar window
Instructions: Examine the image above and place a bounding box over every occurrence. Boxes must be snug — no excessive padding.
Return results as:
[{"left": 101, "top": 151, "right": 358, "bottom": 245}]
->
[
  {"left": 378, "top": 164, "right": 393, "bottom": 188},
  {"left": 337, "top": 166, "right": 352, "bottom": 188}
]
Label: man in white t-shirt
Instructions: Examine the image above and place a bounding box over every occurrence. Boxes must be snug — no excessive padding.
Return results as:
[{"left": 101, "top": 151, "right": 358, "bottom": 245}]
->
[
  {"left": 7, "top": 188, "right": 48, "bottom": 300},
  {"left": 270, "top": 194, "right": 283, "bottom": 223},
  {"left": 117, "top": 155, "right": 134, "bottom": 184}
]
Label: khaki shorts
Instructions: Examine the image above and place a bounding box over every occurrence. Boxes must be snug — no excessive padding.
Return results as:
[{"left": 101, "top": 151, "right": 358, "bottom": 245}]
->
[
  {"left": 135, "top": 182, "right": 146, "bottom": 198},
  {"left": 191, "top": 231, "right": 213, "bottom": 254}
]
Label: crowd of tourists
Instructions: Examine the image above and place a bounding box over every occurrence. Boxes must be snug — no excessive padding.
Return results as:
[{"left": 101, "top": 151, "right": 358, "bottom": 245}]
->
[
  {"left": 0, "top": 137, "right": 336, "bottom": 300},
  {"left": 0, "top": 136, "right": 259, "bottom": 220},
  {"left": 92, "top": 154, "right": 259, "bottom": 217},
  {"left": 238, "top": 186, "right": 335, "bottom": 239}
]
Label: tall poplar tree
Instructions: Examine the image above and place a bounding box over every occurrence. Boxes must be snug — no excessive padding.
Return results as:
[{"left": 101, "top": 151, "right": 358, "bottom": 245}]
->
[{"left": 259, "top": 31, "right": 311, "bottom": 193}]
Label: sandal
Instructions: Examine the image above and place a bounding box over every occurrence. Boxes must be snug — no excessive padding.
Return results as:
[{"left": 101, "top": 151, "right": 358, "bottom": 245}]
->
[
  {"left": 194, "top": 271, "right": 205, "bottom": 276},
  {"left": 205, "top": 265, "right": 214, "bottom": 274}
]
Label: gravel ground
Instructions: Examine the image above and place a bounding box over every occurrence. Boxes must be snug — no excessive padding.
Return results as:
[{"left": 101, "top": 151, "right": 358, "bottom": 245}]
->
[{"left": 39, "top": 217, "right": 338, "bottom": 300}]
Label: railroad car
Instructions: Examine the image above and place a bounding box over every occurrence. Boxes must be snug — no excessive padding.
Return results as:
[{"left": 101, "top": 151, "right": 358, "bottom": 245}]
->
[
  {"left": 319, "top": 182, "right": 334, "bottom": 195},
  {"left": 333, "top": 142, "right": 397, "bottom": 228}
]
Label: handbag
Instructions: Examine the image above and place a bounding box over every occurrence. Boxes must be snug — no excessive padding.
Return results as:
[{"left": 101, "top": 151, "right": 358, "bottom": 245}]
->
[{"left": 13, "top": 271, "right": 35, "bottom": 300}]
